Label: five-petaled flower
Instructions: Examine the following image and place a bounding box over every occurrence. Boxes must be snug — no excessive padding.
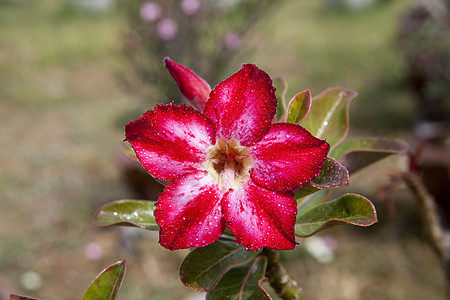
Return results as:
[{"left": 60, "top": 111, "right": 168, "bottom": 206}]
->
[{"left": 125, "top": 58, "right": 330, "bottom": 251}]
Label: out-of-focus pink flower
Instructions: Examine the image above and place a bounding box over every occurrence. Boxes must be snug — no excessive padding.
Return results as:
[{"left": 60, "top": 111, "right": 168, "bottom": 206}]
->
[
  {"left": 125, "top": 63, "right": 330, "bottom": 251},
  {"left": 84, "top": 242, "right": 104, "bottom": 261},
  {"left": 181, "top": 0, "right": 202, "bottom": 16},
  {"left": 164, "top": 57, "right": 211, "bottom": 112},
  {"left": 224, "top": 32, "right": 241, "bottom": 50},
  {"left": 140, "top": 2, "right": 162, "bottom": 23},
  {"left": 157, "top": 18, "right": 178, "bottom": 40}
]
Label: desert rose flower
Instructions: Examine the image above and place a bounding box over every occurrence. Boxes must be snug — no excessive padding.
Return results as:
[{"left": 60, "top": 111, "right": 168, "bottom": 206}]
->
[{"left": 125, "top": 62, "right": 330, "bottom": 251}]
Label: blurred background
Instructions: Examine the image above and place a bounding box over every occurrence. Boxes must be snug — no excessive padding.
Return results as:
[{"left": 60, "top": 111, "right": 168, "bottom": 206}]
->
[{"left": 1, "top": 0, "right": 449, "bottom": 299}]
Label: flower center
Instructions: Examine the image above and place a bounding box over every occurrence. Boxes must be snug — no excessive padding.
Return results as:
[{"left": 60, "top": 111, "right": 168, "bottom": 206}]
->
[{"left": 204, "top": 139, "right": 252, "bottom": 190}]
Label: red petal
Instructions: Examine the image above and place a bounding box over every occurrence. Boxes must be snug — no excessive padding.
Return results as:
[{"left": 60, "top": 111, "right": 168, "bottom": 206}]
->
[
  {"left": 164, "top": 57, "right": 211, "bottom": 112},
  {"left": 203, "top": 64, "right": 277, "bottom": 146},
  {"left": 125, "top": 103, "right": 215, "bottom": 181},
  {"left": 251, "top": 123, "right": 330, "bottom": 191},
  {"left": 154, "top": 171, "right": 226, "bottom": 250},
  {"left": 222, "top": 181, "right": 297, "bottom": 250}
]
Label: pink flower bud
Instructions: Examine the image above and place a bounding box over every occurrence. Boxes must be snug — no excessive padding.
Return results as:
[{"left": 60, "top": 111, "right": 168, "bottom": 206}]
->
[{"left": 164, "top": 57, "right": 211, "bottom": 111}]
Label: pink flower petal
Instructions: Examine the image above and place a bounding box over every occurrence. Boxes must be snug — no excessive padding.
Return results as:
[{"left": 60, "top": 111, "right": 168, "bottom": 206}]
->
[
  {"left": 155, "top": 171, "right": 226, "bottom": 250},
  {"left": 222, "top": 181, "right": 297, "bottom": 250},
  {"left": 250, "top": 123, "right": 330, "bottom": 191},
  {"left": 164, "top": 57, "right": 211, "bottom": 112},
  {"left": 125, "top": 103, "right": 215, "bottom": 181},
  {"left": 203, "top": 64, "right": 277, "bottom": 146}
]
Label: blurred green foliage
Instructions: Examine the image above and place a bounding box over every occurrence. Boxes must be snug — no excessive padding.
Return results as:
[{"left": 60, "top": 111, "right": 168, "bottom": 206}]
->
[
  {"left": 119, "top": 0, "right": 282, "bottom": 103},
  {"left": 1, "top": 0, "right": 447, "bottom": 299}
]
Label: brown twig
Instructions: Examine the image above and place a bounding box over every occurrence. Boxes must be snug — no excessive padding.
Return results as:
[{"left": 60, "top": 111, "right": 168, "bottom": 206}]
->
[{"left": 402, "top": 172, "right": 450, "bottom": 288}]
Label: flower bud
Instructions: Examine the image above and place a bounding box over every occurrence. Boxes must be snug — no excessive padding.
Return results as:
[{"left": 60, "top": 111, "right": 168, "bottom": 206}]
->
[{"left": 164, "top": 57, "right": 211, "bottom": 111}]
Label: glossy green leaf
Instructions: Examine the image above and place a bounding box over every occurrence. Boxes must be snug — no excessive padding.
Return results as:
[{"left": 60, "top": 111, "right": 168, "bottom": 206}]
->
[
  {"left": 297, "top": 189, "right": 332, "bottom": 212},
  {"left": 301, "top": 88, "right": 357, "bottom": 146},
  {"left": 310, "top": 157, "right": 349, "bottom": 189},
  {"left": 294, "top": 157, "right": 348, "bottom": 201},
  {"left": 81, "top": 260, "right": 126, "bottom": 300},
  {"left": 294, "top": 184, "right": 321, "bottom": 201},
  {"left": 91, "top": 199, "right": 158, "bottom": 230},
  {"left": 9, "top": 295, "right": 40, "bottom": 300},
  {"left": 206, "top": 257, "right": 270, "bottom": 300},
  {"left": 273, "top": 77, "right": 288, "bottom": 122},
  {"left": 328, "top": 137, "right": 408, "bottom": 174},
  {"left": 286, "top": 89, "right": 311, "bottom": 124},
  {"left": 295, "top": 193, "right": 377, "bottom": 237},
  {"left": 180, "top": 239, "right": 261, "bottom": 292}
]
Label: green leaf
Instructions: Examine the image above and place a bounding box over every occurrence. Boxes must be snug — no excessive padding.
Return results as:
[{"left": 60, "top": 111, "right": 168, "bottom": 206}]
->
[
  {"left": 295, "top": 193, "right": 377, "bottom": 237},
  {"left": 273, "top": 77, "right": 288, "bottom": 122},
  {"left": 294, "top": 157, "right": 348, "bottom": 201},
  {"left": 91, "top": 199, "right": 158, "bottom": 230},
  {"left": 328, "top": 137, "right": 408, "bottom": 174},
  {"left": 297, "top": 189, "right": 332, "bottom": 212},
  {"left": 180, "top": 239, "right": 261, "bottom": 292},
  {"left": 81, "top": 260, "right": 126, "bottom": 300},
  {"left": 310, "top": 157, "right": 349, "bottom": 189},
  {"left": 301, "top": 87, "right": 357, "bottom": 146},
  {"left": 9, "top": 295, "right": 40, "bottom": 300},
  {"left": 294, "top": 184, "right": 321, "bottom": 201},
  {"left": 286, "top": 89, "right": 311, "bottom": 124},
  {"left": 206, "top": 257, "right": 270, "bottom": 300}
]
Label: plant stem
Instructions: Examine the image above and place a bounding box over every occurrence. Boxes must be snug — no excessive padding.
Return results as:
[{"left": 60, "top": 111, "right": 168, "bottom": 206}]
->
[
  {"left": 262, "top": 249, "right": 305, "bottom": 300},
  {"left": 402, "top": 172, "right": 450, "bottom": 289}
]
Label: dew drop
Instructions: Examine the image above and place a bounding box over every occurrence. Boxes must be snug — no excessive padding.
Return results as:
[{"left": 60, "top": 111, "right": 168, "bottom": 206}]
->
[{"left": 320, "top": 142, "right": 329, "bottom": 149}]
